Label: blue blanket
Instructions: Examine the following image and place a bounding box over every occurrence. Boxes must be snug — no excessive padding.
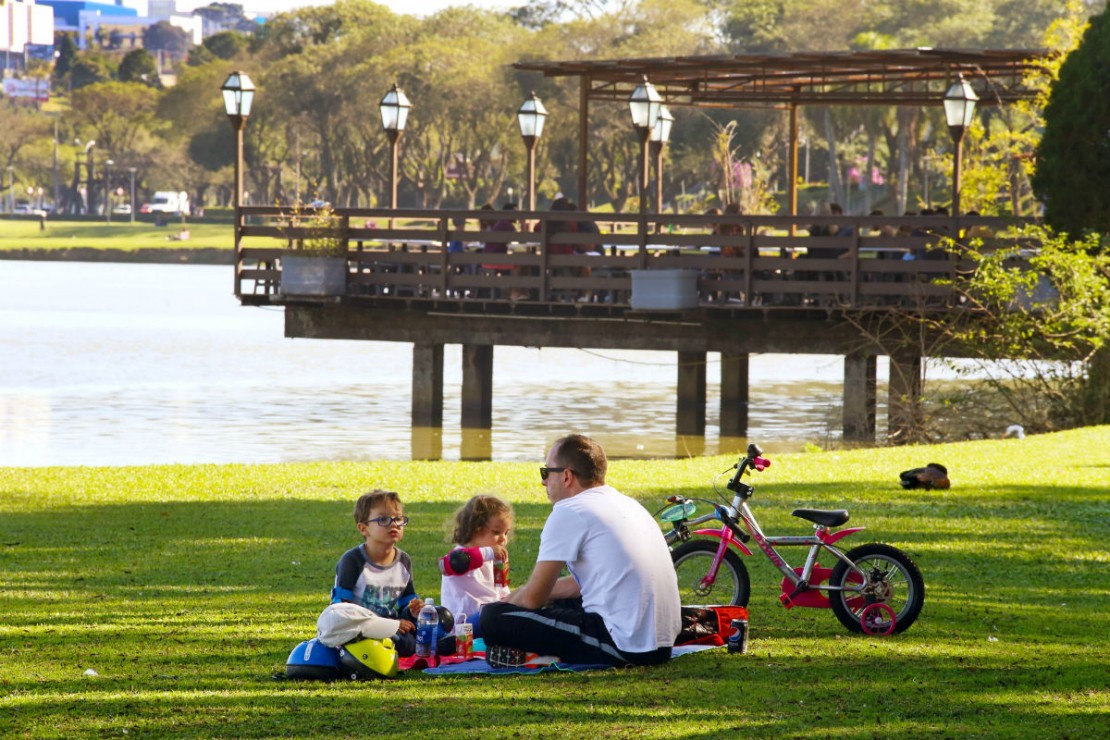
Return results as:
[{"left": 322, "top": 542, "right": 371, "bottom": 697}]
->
[{"left": 422, "top": 643, "right": 719, "bottom": 676}]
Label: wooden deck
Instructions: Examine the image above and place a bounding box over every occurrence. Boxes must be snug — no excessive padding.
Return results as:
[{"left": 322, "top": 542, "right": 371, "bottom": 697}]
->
[
  {"left": 235, "top": 207, "right": 1033, "bottom": 313},
  {"left": 233, "top": 207, "right": 1038, "bottom": 448}
]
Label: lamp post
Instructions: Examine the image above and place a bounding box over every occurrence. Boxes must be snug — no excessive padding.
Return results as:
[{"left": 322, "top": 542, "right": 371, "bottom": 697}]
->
[
  {"left": 127, "top": 167, "right": 136, "bottom": 223},
  {"left": 105, "top": 159, "right": 114, "bottom": 223},
  {"left": 517, "top": 91, "right": 547, "bottom": 212},
  {"left": 84, "top": 140, "right": 96, "bottom": 216},
  {"left": 222, "top": 71, "right": 254, "bottom": 297},
  {"left": 379, "top": 83, "right": 412, "bottom": 210},
  {"left": 629, "top": 76, "right": 663, "bottom": 214},
  {"left": 943, "top": 73, "right": 978, "bottom": 217},
  {"left": 5, "top": 166, "right": 13, "bottom": 214},
  {"left": 650, "top": 104, "right": 674, "bottom": 215}
]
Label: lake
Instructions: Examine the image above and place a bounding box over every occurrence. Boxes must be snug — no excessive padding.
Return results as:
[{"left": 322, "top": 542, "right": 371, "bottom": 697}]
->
[{"left": 0, "top": 261, "right": 874, "bottom": 467}]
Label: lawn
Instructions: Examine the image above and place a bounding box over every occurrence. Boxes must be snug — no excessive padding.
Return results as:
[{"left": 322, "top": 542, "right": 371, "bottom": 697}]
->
[
  {"left": 1, "top": 428, "right": 1107, "bottom": 737},
  {"left": 0, "top": 217, "right": 273, "bottom": 253}
]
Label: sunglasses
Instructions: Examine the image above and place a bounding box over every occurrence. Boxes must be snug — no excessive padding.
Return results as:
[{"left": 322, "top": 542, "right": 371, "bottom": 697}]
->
[
  {"left": 363, "top": 515, "right": 410, "bottom": 528},
  {"left": 540, "top": 466, "right": 574, "bottom": 481}
]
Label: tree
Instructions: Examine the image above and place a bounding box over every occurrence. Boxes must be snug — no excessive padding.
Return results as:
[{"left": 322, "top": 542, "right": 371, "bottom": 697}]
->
[
  {"left": 143, "top": 21, "right": 190, "bottom": 57},
  {"left": 118, "top": 49, "right": 161, "bottom": 88},
  {"left": 68, "top": 82, "right": 161, "bottom": 158},
  {"left": 53, "top": 33, "right": 78, "bottom": 83},
  {"left": 203, "top": 31, "right": 248, "bottom": 60},
  {"left": 1033, "top": 6, "right": 1110, "bottom": 235}
]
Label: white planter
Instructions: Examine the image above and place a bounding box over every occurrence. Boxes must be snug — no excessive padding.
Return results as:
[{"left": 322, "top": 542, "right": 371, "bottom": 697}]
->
[
  {"left": 280, "top": 255, "right": 348, "bottom": 297},
  {"left": 629, "top": 269, "right": 699, "bottom": 310}
]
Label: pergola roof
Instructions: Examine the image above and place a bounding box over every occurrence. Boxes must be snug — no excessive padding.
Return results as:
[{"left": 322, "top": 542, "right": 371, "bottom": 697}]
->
[{"left": 513, "top": 48, "right": 1054, "bottom": 108}]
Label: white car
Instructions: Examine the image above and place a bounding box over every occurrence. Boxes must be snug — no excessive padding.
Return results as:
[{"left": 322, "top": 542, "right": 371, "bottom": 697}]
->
[
  {"left": 112, "top": 204, "right": 133, "bottom": 215},
  {"left": 13, "top": 204, "right": 47, "bottom": 217}
]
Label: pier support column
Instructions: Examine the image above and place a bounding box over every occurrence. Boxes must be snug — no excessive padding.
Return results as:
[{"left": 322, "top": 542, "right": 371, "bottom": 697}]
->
[
  {"left": 411, "top": 343, "right": 444, "bottom": 427},
  {"left": 677, "top": 351, "right": 707, "bottom": 436},
  {"left": 720, "top": 352, "right": 750, "bottom": 438},
  {"left": 888, "top": 351, "right": 923, "bottom": 444},
  {"left": 843, "top": 350, "right": 876, "bottom": 442},
  {"left": 462, "top": 344, "right": 494, "bottom": 429}
]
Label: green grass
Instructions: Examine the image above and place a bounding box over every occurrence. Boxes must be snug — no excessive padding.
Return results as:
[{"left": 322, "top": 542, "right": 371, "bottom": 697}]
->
[
  {"left": 2, "top": 428, "right": 1107, "bottom": 737},
  {"left": 0, "top": 218, "right": 248, "bottom": 252}
]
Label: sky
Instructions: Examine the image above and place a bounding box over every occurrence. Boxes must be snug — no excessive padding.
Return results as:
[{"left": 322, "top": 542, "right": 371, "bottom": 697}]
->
[{"left": 236, "top": 0, "right": 517, "bottom": 18}]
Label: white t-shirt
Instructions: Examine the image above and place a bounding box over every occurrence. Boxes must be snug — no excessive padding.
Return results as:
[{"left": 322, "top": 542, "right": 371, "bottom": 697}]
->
[
  {"left": 537, "top": 485, "right": 681, "bottom": 654},
  {"left": 440, "top": 546, "right": 511, "bottom": 621}
]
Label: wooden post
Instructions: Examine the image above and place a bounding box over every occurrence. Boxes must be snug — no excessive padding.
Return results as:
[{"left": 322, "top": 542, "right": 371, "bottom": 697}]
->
[
  {"left": 888, "top": 351, "right": 922, "bottom": 444},
  {"left": 462, "top": 344, "right": 494, "bottom": 429},
  {"left": 843, "top": 350, "right": 876, "bottom": 442},
  {"left": 720, "top": 352, "right": 750, "bottom": 438},
  {"left": 411, "top": 343, "right": 444, "bottom": 427},
  {"left": 677, "top": 351, "right": 707, "bottom": 436}
]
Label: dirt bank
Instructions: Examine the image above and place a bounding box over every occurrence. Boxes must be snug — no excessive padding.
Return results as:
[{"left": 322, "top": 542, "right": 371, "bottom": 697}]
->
[{"left": 0, "top": 247, "right": 234, "bottom": 265}]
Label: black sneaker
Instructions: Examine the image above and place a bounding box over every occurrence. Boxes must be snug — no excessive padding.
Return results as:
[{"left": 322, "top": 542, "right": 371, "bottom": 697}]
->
[{"left": 485, "top": 644, "right": 528, "bottom": 668}]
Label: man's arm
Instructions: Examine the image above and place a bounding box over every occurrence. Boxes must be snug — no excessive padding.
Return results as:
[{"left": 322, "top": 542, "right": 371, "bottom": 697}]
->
[{"left": 504, "top": 560, "right": 579, "bottom": 609}]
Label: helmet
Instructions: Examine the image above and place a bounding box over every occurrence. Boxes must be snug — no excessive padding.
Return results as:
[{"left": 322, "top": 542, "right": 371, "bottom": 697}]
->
[
  {"left": 285, "top": 638, "right": 343, "bottom": 681},
  {"left": 435, "top": 605, "right": 455, "bottom": 636},
  {"left": 338, "top": 637, "right": 399, "bottom": 680}
]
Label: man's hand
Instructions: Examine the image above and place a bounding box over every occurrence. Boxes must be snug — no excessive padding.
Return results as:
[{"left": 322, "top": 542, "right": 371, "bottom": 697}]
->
[
  {"left": 395, "top": 620, "right": 415, "bottom": 635},
  {"left": 505, "top": 561, "right": 566, "bottom": 609}
]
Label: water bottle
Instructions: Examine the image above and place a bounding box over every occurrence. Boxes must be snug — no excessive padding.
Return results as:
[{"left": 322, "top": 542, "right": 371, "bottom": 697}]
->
[{"left": 415, "top": 598, "right": 439, "bottom": 658}]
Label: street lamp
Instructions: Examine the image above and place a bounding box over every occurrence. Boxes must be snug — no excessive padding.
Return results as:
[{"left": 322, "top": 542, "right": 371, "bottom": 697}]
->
[
  {"left": 105, "top": 159, "right": 114, "bottom": 223},
  {"left": 127, "top": 167, "right": 137, "bottom": 223},
  {"left": 628, "top": 76, "right": 663, "bottom": 216},
  {"left": 650, "top": 104, "right": 674, "bottom": 215},
  {"left": 943, "top": 73, "right": 978, "bottom": 217},
  {"left": 517, "top": 91, "right": 547, "bottom": 212},
  {"left": 222, "top": 71, "right": 254, "bottom": 297},
  {"left": 379, "top": 83, "right": 411, "bottom": 210}
]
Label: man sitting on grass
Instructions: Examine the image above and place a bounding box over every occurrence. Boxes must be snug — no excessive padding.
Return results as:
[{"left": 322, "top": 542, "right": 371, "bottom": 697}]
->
[{"left": 480, "top": 434, "right": 680, "bottom": 667}]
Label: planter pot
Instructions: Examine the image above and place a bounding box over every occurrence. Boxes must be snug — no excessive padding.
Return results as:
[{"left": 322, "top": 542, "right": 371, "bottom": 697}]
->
[
  {"left": 280, "top": 254, "right": 348, "bottom": 297},
  {"left": 629, "top": 269, "right": 699, "bottom": 310}
]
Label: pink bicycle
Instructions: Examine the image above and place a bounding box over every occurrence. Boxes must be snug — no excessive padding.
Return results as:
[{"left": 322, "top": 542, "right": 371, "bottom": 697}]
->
[{"left": 659, "top": 443, "right": 924, "bottom": 635}]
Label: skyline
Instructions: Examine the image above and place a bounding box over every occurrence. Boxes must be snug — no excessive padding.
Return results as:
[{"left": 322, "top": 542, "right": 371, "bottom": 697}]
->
[{"left": 235, "top": 0, "right": 517, "bottom": 18}]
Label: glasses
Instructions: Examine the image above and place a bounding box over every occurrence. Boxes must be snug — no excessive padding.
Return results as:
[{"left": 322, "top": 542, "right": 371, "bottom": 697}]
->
[
  {"left": 540, "top": 466, "right": 572, "bottom": 481},
  {"left": 363, "top": 515, "right": 410, "bottom": 528}
]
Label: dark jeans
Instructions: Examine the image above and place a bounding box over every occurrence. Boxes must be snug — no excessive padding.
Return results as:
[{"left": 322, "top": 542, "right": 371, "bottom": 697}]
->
[{"left": 479, "top": 601, "right": 671, "bottom": 667}]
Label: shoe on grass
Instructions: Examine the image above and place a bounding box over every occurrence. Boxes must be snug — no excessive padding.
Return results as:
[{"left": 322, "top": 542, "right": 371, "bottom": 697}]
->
[{"left": 485, "top": 644, "right": 529, "bottom": 668}]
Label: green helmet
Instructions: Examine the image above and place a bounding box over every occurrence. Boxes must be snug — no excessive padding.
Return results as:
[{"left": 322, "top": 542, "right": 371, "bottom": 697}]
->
[{"left": 338, "top": 637, "right": 399, "bottom": 680}]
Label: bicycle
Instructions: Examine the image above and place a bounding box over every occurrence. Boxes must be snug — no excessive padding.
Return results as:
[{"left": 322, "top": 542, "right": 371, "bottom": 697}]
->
[{"left": 658, "top": 443, "right": 925, "bottom": 635}]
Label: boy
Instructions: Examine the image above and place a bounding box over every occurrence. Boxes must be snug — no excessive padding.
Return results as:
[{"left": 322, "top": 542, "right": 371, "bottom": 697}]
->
[{"left": 332, "top": 490, "right": 424, "bottom": 656}]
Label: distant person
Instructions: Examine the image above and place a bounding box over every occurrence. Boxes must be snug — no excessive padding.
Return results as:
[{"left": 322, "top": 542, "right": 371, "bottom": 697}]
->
[{"left": 480, "top": 434, "right": 681, "bottom": 668}]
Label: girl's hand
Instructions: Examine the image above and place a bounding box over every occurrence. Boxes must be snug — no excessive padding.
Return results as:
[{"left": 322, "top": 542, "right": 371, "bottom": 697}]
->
[
  {"left": 492, "top": 545, "right": 509, "bottom": 563},
  {"left": 408, "top": 599, "right": 424, "bottom": 617},
  {"left": 396, "top": 620, "right": 415, "bottom": 635}
]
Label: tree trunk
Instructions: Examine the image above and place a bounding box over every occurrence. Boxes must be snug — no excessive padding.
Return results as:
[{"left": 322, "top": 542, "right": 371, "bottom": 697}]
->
[{"left": 823, "top": 110, "right": 843, "bottom": 206}]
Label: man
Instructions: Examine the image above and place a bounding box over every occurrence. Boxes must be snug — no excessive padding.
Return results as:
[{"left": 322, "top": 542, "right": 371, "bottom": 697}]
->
[{"left": 479, "top": 434, "right": 680, "bottom": 667}]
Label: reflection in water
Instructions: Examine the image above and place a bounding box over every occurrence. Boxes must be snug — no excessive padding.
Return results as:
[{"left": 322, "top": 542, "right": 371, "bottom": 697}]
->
[{"left": 1, "top": 261, "right": 877, "bottom": 467}]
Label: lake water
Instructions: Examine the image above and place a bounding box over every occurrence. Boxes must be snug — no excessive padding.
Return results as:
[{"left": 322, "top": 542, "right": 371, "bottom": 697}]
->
[{"left": 0, "top": 261, "right": 875, "bottom": 467}]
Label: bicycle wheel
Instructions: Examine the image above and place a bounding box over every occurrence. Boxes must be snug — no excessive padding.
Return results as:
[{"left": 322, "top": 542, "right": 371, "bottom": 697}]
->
[
  {"left": 829, "top": 543, "right": 924, "bottom": 635},
  {"left": 671, "top": 539, "right": 751, "bottom": 607}
]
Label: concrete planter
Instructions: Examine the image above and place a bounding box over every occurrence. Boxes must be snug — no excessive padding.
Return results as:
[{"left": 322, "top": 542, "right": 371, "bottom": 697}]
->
[
  {"left": 280, "top": 255, "right": 348, "bottom": 297},
  {"left": 629, "top": 269, "right": 699, "bottom": 310}
]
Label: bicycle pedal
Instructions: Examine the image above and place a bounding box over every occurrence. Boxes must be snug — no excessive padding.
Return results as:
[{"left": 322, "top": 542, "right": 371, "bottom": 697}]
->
[{"left": 779, "top": 593, "right": 795, "bottom": 609}]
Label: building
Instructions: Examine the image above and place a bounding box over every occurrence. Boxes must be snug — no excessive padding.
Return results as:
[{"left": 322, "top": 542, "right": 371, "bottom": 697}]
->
[{"left": 1, "top": 0, "right": 55, "bottom": 73}]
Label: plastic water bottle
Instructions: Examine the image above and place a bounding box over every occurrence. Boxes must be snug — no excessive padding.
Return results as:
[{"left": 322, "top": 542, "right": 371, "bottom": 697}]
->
[{"left": 415, "top": 598, "right": 439, "bottom": 658}]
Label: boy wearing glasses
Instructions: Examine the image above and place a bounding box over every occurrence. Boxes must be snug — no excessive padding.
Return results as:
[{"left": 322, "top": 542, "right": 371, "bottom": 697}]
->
[{"left": 332, "top": 489, "right": 424, "bottom": 656}]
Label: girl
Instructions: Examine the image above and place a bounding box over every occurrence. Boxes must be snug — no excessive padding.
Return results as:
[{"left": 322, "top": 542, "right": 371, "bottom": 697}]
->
[{"left": 438, "top": 495, "right": 513, "bottom": 638}]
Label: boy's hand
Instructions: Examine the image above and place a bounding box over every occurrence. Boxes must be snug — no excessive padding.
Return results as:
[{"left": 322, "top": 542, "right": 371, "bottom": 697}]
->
[
  {"left": 408, "top": 598, "right": 424, "bottom": 617},
  {"left": 396, "top": 620, "right": 415, "bottom": 635},
  {"left": 492, "top": 545, "right": 509, "bottom": 563}
]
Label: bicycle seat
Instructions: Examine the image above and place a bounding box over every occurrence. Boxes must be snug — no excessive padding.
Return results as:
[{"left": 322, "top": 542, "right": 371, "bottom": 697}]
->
[{"left": 791, "top": 509, "right": 850, "bottom": 527}]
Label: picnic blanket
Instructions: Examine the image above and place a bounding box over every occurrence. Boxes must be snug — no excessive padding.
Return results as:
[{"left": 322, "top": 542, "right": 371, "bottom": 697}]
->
[{"left": 402, "top": 640, "right": 721, "bottom": 676}]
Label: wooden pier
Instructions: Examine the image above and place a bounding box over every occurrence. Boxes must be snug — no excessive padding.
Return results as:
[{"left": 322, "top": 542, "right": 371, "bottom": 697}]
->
[{"left": 235, "top": 207, "right": 1035, "bottom": 449}]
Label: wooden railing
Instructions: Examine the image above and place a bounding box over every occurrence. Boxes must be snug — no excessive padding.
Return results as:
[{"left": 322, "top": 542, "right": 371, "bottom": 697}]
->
[{"left": 234, "top": 207, "right": 1039, "bottom": 311}]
